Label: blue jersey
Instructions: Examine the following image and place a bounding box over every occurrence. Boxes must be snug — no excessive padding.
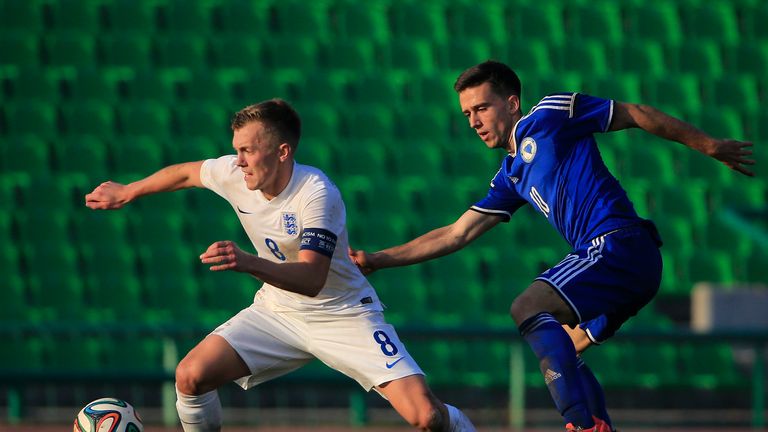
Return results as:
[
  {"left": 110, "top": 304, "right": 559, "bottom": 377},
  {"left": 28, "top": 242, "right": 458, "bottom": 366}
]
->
[{"left": 472, "top": 93, "right": 658, "bottom": 249}]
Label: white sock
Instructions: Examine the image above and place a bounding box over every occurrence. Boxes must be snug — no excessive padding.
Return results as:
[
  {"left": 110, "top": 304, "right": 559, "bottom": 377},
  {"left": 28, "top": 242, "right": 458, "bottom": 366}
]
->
[
  {"left": 175, "top": 386, "right": 222, "bottom": 432},
  {"left": 445, "top": 404, "right": 477, "bottom": 432}
]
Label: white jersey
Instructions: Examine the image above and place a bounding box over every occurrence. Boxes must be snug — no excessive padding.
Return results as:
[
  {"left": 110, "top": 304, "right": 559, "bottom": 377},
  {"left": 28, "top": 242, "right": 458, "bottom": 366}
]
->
[{"left": 200, "top": 156, "right": 382, "bottom": 314}]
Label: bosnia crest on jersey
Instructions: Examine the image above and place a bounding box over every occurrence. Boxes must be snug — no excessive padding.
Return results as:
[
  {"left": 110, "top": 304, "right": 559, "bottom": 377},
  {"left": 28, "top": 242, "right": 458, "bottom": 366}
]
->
[
  {"left": 282, "top": 212, "right": 298, "bottom": 236},
  {"left": 520, "top": 137, "right": 537, "bottom": 163}
]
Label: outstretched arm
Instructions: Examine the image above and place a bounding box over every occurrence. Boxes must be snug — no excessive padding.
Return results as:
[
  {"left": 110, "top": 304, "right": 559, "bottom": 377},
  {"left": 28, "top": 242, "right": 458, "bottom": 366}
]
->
[
  {"left": 85, "top": 161, "right": 205, "bottom": 210},
  {"left": 609, "top": 102, "right": 754, "bottom": 176},
  {"left": 349, "top": 209, "right": 501, "bottom": 274}
]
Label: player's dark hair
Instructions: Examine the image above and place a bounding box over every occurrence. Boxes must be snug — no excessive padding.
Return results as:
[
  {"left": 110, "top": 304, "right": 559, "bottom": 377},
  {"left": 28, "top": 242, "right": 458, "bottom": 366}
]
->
[
  {"left": 454, "top": 60, "right": 522, "bottom": 99},
  {"left": 231, "top": 98, "right": 301, "bottom": 151}
]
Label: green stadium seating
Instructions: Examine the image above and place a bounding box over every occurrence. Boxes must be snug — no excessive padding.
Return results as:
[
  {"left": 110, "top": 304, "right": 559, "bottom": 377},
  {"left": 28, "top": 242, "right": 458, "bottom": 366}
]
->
[
  {"left": 161, "top": 0, "right": 216, "bottom": 35},
  {"left": 128, "top": 211, "right": 185, "bottom": 248},
  {"left": 676, "top": 40, "right": 724, "bottom": 79},
  {"left": 726, "top": 41, "right": 768, "bottom": 75},
  {"left": 393, "top": 1, "right": 449, "bottom": 43},
  {"left": 681, "top": 1, "right": 740, "bottom": 44},
  {"left": 585, "top": 74, "right": 642, "bottom": 103},
  {"left": 446, "top": 1, "right": 507, "bottom": 47},
  {"left": 319, "top": 39, "right": 377, "bottom": 72},
  {"left": 678, "top": 344, "right": 746, "bottom": 389},
  {"left": 570, "top": 1, "right": 624, "bottom": 43},
  {"left": 653, "top": 180, "right": 709, "bottom": 229},
  {"left": 175, "top": 103, "right": 230, "bottom": 141},
  {"left": 215, "top": 0, "right": 270, "bottom": 36},
  {"left": 43, "top": 32, "right": 97, "bottom": 68},
  {"left": 626, "top": 2, "right": 682, "bottom": 45},
  {"left": 104, "top": 0, "right": 159, "bottom": 33},
  {"left": 263, "top": 37, "right": 320, "bottom": 71},
  {"left": 0, "top": 275, "right": 28, "bottom": 322},
  {"left": 65, "top": 67, "right": 130, "bottom": 104},
  {"left": 648, "top": 73, "right": 702, "bottom": 115},
  {"left": 296, "top": 105, "right": 341, "bottom": 145},
  {"left": 154, "top": 35, "right": 208, "bottom": 69},
  {"left": 342, "top": 106, "right": 395, "bottom": 142},
  {"left": 335, "top": 141, "right": 389, "bottom": 176},
  {"left": 506, "top": 40, "right": 555, "bottom": 77},
  {"left": 208, "top": 35, "right": 262, "bottom": 70},
  {"left": 99, "top": 34, "right": 153, "bottom": 69},
  {"left": 49, "top": 0, "right": 105, "bottom": 33},
  {"left": 618, "top": 40, "right": 667, "bottom": 77},
  {"left": 386, "top": 38, "right": 437, "bottom": 72},
  {"left": 335, "top": 1, "right": 390, "bottom": 43},
  {"left": 706, "top": 76, "right": 760, "bottom": 117},
  {"left": 532, "top": 72, "right": 583, "bottom": 100},
  {"left": 557, "top": 40, "right": 611, "bottom": 76},
  {"left": 102, "top": 335, "right": 164, "bottom": 370},
  {"left": 389, "top": 143, "right": 445, "bottom": 179},
  {"left": 8, "top": 67, "right": 61, "bottom": 102},
  {"left": 746, "top": 248, "right": 768, "bottom": 283},
  {"left": 116, "top": 102, "right": 172, "bottom": 138},
  {"left": 0, "top": 0, "right": 45, "bottom": 33},
  {"left": 1, "top": 134, "right": 50, "bottom": 174},
  {"left": 0, "top": 31, "right": 40, "bottom": 68},
  {"left": 441, "top": 38, "right": 494, "bottom": 71},
  {"left": 744, "top": 2, "right": 768, "bottom": 40},
  {"left": 270, "top": 0, "right": 331, "bottom": 40},
  {"left": 47, "top": 336, "right": 104, "bottom": 370},
  {"left": 687, "top": 249, "right": 735, "bottom": 284},
  {"left": 623, "top": 145, "right": 678, "bottom": 185},
  {"left": 124, "top": 68, "right": 184, "bottom": 102},
  {"left": 4, "top": 100, "right": 59, "bottom": 138},
  {"left": 292, "top": 72, "right": 351, "bottom": 106},
  {"left": 347, "top": 71, "right": 411, "bottom": 107},
  {"left": 61, "top": 100, "right": 116, "bottom": 138},
  {"left": 512, "top": 2, "right": 565, "bottom": 45},
  {"left": 110, "top": 134, "right": 166, "bottom": 176}
]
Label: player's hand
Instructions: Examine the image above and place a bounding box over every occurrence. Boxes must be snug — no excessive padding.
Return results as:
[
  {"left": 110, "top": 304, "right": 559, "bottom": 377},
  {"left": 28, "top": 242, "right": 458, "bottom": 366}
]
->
[
  {"left": 348, "top": 246, "right": 377, "bottom": 275},
  {"left": 200, "top": 240, "right": 251, "bottom": 272},
  {"left": 704, "top": 138, "right": 755, "bottom": 177},
  {"left": 85, "top": 181, "right": 132, "bottom": 210}
]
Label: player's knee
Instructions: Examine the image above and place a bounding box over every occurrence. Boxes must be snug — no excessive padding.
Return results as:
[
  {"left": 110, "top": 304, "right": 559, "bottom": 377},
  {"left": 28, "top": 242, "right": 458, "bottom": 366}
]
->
[{"left": 175, "top": 360, "right": 207, "bottom": 396}]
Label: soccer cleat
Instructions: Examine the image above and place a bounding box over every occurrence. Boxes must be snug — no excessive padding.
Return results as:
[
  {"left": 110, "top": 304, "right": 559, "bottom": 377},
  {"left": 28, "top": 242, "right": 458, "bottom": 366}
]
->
[{"left": 565, "top": 416, "right": 613, "bottom": 432}]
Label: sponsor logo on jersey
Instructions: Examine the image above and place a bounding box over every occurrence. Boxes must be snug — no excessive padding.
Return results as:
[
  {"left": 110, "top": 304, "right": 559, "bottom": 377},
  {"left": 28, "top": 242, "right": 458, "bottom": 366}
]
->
[
  {"left": 386, "top": 357, "right": 405, "bottom": 369},
  {"left": 282, "top": 212, "right": 298, "bottom": 236},
  {"left": 544, "top": 368, "right": 562, "bottom": 384},
  {"left": 520, "top": 137, "right": 537, "bottom": 163},
  {"left": 508, "top": 176, "right": 519, "bottom": 184}
]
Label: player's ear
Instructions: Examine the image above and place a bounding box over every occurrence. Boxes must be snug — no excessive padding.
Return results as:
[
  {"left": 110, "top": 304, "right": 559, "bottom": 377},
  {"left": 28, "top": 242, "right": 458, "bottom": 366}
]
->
[
  {"left": 278, "top": 142, "right": 291, "bottom": 162},
  {"left": 507, "top": 95, "right": 520, "bottom": 114}
]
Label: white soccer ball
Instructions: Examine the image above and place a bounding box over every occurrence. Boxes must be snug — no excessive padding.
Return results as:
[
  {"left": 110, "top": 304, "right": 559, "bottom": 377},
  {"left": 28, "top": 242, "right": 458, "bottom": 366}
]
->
[{"left": 73, "top": 397, "right": 144, "bottom": 432}]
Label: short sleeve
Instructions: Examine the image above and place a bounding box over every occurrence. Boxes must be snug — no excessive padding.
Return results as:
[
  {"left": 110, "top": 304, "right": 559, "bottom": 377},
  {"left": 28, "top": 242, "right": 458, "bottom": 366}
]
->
[
  {"left": 199, "top": 155, "right": 237, "bottom": 198},
  {"left": 301, "top": 186, "right": 344, "bottom": 236},
  {"left": 565, "top": 93, "right": 614, "bottom": 138},
  {"left": 470, "top": 169, "right": 527, "bottom": 222}
]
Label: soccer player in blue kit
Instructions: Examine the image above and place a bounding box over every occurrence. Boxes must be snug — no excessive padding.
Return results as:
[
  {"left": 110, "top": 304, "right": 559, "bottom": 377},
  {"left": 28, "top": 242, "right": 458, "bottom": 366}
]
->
[{"left": 349, "top": 61, "right": 755, "bottom": 431}]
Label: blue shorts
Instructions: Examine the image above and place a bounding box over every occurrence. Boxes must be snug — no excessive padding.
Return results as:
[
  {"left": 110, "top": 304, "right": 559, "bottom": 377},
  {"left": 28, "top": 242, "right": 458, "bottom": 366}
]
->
[{"left": 536, "top": 225, "right": 662, "bottom": 344}]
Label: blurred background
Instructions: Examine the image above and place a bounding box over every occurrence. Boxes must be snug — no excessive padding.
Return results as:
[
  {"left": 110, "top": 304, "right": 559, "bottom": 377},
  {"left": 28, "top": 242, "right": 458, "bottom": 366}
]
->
[{"left": 0, "top": 0, "right": 766, "bottom": 429}]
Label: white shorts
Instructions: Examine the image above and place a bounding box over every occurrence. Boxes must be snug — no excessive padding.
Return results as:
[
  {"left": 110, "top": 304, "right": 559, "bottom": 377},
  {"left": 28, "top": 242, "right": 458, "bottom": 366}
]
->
[{"left": 211, "top": 293, "right": 424, "bottom": 391}]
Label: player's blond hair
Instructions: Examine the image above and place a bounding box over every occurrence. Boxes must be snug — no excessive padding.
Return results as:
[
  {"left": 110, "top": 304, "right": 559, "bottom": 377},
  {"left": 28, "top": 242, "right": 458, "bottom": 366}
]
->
[{"left": 231, "top": 99, "right": 301, "bottom": 151}]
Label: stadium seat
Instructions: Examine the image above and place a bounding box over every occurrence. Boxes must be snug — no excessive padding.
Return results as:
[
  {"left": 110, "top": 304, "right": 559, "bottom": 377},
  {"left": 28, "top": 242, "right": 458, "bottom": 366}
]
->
[
  {"left": 386, "top": 38, "right": 437, "bottom": 72},
  {"left": 440, "top": 38, "right": 494, "bottom": 71},
  {"left": 0, "top": 274, "right": 28, "bottom": 322},
  {"left": 175, "top": 103, "right": 230, "bottom": 141},
  {"left": 657, "top": 250, "right": 687, "bottom": 296},
  {"left": 124, "top": 68, "right": 185, "bottom": 102},
  {"left": 655, "top": 217, "right": 696, "bottom": 258},
  {"left": 292, "top": 72, "right": 351, "bottom": 107},
  {"left": 296, "top": 104, "right": 341, "bottom": 143},
  {"left": 726, "top": 41, "right": 768, "bottom": 75},
  {"left": 102, "top": 335, "right": 164, "bottom": 370},
  {"left": 116, "top": 102, "right": 172, "bottom": 138},
  {"left": 215, "top": 0, "right": 271, "bottom": 37},
  {"left": 335, "top": 140, "right": 389, "bottom": 176},
  {"left": 8, "top": 67, "right": 61, "bottom": 102},
  {"left": 198, "top": 269, "right": 255, "bottom": 312},
  {"left": 347, "top": 71, "right": 412, "bottom": 107},
  {"left": 698, "top": 109, "right": 744, "bottom": 141},
  {"left": 570, "top": 1, "right": 623, "bottom": 44},
  {"left": 60, "top": 100, "right": 116, "bottom": 138},
  {"left": 99, "top": 34, "right": 153, "bottom": 69},
  {"left": 111, "top": 134, "right": 166, "bottom": 175},
  {"left": 618, "top": 40, "right": 667, "bottom": 77},
  {"left": 744, "top": 1, "right": 768, "bottom": 40},
  {"left": 626, "top": 2, "right": 682, "bottom": 45},
  {"left": 48, "top": 336, "right": 103, "bottom": 370},
  {"left": 104, "top": 0, "right": 159, "bottom": 33},
  {"left": 1, "top": 134, "right": 50, "bottom": 174},
  {"left": 65, "top": 67, "right": 130, "bottom": 104},
  {"left": 0, "top": 31, "right": 40, "bottom": 68},
  {"left": 161, "top": 0, "right": 216, "bottom": 35},
  {"left": 262, "top": 36, "right": 320, "bottom": 71},
  {"left": 341, "top": 106, "right": 395, "bottom": 142},
  {"left": 143, "top": 265, "right": 201, "bottom": 320},
  {"left": 390, "top": 1, "right": 448, "bottom": 43},
  {"left": 208, "top": 35, "right": 262, "bottom": 70},
  {"left": 623, "top": 145, "right": 678, "bottom": 185},
  {"left": 706, "top": 77, "right": 760, "bottom": 117},
  {"left": 687, "top": 249, "right": 735, "bottom": 284},
  {"left": 675, "top": 40, "right": 724, "bottom": 79},
  {"left": 0, "top": 0, "right": 45, "bottom": 32},
  {"left": 678, "top": 344, "right": 745, "bottom": 389},
  {"left": 446, "top": 1, "right": 506, "bottom": 47},
  {"left": 653, "top": 180, "right": 709, "bottom": 229},
  {"left": 154, "top": 35, "right": 208, "bottom": 69},
  {"left": 746, "top": 247, "right": 768, "bottom": 283},
  {"left": 128, "top": 211, "right": 185, "bottom": 248},
  {"left": 584, "top": 74, "right": 642, "bottom": 103},
  {"left": 390, "top": 144, "right": 446, "bottom": 179},
  {"left": 335, "top": 1, "right": 390, "bottom": 43},
  {"left": 648, "top": 73, "right": 702, "bottom": 116},
  {"left": 680, "top": 1, "right": 739, "bottom": 45},
  {"left": 556, "top": 40, "right": 611, "bottom": 76},
  {"left": 319, "top": 39, "right": 376, "bottom": 72},
  {"left": 270, "top": 1, "right": 331, "bottom": 40},
  {"left": 4, "top": 101, "right": 59, "bottom": 139},
  {"left": 512, "top": 2, "right": 565, "bottom": 45},
  {"left": 43, "top": 32, "right": 97, "bottom": 69},
  {"left": 397, "top": 105, "right": 453, "bottom": 143},
  {"left": 532, "top": 72, "right": 583, "bottom": 100},
  {"left": 49, "top": 0, "right": 104, "bottom": 33}
]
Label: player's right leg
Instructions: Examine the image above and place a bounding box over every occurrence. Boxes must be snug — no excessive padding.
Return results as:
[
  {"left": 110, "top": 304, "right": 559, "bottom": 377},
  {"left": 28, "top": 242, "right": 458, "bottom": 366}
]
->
[{"left": 175, "top": 334, "right": 251, "bottom": 432}]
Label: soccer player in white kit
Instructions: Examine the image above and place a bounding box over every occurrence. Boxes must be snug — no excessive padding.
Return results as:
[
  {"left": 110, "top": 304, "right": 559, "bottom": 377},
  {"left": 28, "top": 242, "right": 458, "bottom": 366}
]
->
[{"left": 85, "top": 99, "right": 475, "bottom": 431}]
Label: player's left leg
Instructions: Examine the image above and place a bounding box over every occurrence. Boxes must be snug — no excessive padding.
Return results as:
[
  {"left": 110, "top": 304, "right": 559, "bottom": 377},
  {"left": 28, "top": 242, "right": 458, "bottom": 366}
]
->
[
  {"left": 376, "top": 375, "right": 476, "bottom": 431},
  {"left": 564, "top": 324, "right": 614, "bottom": 430}
]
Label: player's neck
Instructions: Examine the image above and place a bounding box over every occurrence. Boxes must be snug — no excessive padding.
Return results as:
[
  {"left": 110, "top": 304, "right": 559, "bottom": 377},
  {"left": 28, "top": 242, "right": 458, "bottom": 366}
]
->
[
  {"left": 505, "top": 113, "right": 523, "bottom": 155},
  {"left": 262, "top": 160, "right": 295, "bottom": 200}
]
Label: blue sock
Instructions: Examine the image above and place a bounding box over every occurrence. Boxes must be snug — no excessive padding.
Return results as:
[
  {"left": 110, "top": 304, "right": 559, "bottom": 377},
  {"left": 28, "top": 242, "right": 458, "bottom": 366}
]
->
[
  {"left": 577, "top": 356, "right": 612, "bottom": 428},
  {"left": 519, "top": 312, "right": 593, "bottom": 428}
]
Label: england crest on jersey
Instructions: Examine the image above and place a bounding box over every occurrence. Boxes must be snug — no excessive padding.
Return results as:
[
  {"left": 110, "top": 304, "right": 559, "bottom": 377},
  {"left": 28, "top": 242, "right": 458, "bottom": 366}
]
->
[{"left": 282, "top": 212, "right": 298, "bottom": 236}]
